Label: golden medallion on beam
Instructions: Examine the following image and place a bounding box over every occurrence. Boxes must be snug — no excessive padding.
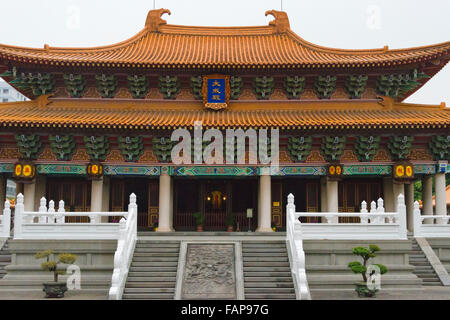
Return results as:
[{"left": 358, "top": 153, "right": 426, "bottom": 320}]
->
[
  {"left": 393, "top": 162, "right": 414, "bottom": 182},
  {"left": 87, "top": 161, "right": 104, "bottom": 180},
  {"left": 13, "top": 160, "right": 36, "bottom": 183}
]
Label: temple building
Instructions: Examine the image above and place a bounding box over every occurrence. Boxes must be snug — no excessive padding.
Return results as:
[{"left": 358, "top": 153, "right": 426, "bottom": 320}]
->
[{"left": 0, "top": 8, "right": 449, "bottom": 233}]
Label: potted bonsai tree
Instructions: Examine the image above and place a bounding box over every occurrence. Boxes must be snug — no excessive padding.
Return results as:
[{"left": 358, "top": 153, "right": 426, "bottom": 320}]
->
[
  {"left": 193, "top": 212, "right": 206, "bottom": 232},
  {"left": 35, "top": 250, "right": 77, "bottom": 298},
  {"left": 226, "top": 213, "right": 234, "bottom": 232},
  {"left": 348, "top": 245, "right": 388, "bottom": 297}
]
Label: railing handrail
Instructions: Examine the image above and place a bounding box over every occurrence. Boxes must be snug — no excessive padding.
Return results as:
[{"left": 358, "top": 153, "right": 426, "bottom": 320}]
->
[
  {"left": 414, "top": 200, "right": 450, "bottom": 237},
  {"left": 294, "top": 212, "right": 399, "bottom": 218},
  {"left": 286, "top": 193, "right": 311, "bottom": 300},
  {"left": 419, "top": 215, "right": 450, "bottom": 220},
  {"left": 22, "top": 211, "right": 127, "bottom": 217},
  {"left": 109, "top": 193, "right": 137, "bottom": 300},
  {"left": 0, "top": 200, "right": 11, "bottom": 238}
]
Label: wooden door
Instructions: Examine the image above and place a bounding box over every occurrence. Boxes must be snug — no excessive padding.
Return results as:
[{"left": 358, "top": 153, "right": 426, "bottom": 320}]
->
[
  {"left": 271, "top": 181, "right": 283, "bottom": 228},
  {"left": 232, "top": 179, "right": 257, "bottom": 231},
  {"left": 46, "top": 179, "right": 91, "bottom": 223},
  {"left": 110, "top": 179, "right": 156, "bottom": 228},
  {"left": 338, "top": 179, "right": 383, "bottom": 223},
  {"left": 148, "top": 180, "right": 159, "bottom": 228}
]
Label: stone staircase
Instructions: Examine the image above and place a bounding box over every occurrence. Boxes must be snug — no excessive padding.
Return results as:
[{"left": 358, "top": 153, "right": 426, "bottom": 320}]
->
[
  {"left": 242, "top": 241, "right": 296, "bottom": 300},
  {"left": 122, "top": 240, "right": 180, "bottom": 300},
  {"left": 408, "top": 235, "right": 442, "bottom": 286},
  {"left": 0, "top": 240, "right": 10, "bottom": 279}
]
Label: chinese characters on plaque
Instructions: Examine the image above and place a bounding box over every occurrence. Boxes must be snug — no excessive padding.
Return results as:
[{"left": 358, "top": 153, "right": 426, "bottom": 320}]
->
[{"left": 202, "top": 75, "right": 230, "bottom": 110}]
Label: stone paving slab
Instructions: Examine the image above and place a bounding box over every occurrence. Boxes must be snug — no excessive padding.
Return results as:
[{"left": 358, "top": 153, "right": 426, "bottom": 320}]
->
[
  {"left": 311, "top": 287, "right": 450, "bottom": 300},
  {"left": 0, "top": 290, "right": 107, "bottom": 300},
  {"left": 0, "top": 288, "right": 449, "bottom": 300}
]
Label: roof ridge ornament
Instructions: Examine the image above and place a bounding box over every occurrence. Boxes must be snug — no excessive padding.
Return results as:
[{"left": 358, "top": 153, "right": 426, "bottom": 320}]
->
[
  {"left": 265, "top": 10, "right": 290, "bottom": 33},
  {"left": 145, "top": 8, "right": 171, "bottom": 32}
]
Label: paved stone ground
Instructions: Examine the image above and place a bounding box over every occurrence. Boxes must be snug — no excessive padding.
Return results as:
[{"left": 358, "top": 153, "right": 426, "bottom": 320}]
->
[
  {"left": 0, "top": 290, "right": 107, "bottom": 300},
  {"left": 0, "top": 288, "right": 449, "bottom": 300},
  {"left": 311, "top": 287, "right": 450, "bottom": 300}
]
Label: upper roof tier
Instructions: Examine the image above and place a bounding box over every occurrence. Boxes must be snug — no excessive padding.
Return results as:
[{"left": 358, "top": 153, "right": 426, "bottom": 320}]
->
[{"left": 0, "top": 9, "right": 449, "bottom": 70}]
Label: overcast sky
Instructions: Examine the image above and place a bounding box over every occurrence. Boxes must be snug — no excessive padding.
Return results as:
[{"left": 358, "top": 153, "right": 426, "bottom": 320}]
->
[{"left": 0, "top": 0, "right": 449, "bottom": 105}]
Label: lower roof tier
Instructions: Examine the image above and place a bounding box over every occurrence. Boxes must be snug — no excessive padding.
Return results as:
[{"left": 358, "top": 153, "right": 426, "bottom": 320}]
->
[{"left": 0, "top": 96, "right": 448, "bottom": 131}]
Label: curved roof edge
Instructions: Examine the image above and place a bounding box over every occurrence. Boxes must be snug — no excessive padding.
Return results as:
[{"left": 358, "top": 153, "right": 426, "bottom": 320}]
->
[{"left": 0, "top": 8, "right": 448, "bottom": 67}]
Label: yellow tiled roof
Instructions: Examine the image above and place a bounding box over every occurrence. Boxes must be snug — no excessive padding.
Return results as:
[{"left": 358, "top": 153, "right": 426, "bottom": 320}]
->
[
  {"left": 0, "top": 96, "right": 448, "bottom": 130},
  {"left": 0, "top": 9, "right": 448, "bottom": 69}
]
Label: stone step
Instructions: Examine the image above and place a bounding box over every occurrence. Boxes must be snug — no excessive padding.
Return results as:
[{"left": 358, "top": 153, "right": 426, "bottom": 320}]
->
[
  {"left": 132, "top": 256, "right": 179, "bottom": 262},
  {"left": 133, "top": 248, "right": 179, "bottom": 253},
  {"left": 0, "top": 256, "right": 11, "bottom": 262},
  {"left": 244, "top": 282, "right": 294, "bottom": 288},
  {"left": 128, "top": 272, "right": 177, "bottom": 278},
  {"left": 243, "top": 243, "right": 286, "bottom": 248},
  {"left": 244, "top": 267, "right": 291, "bottom": 272},
  {"left": 414, "top": 267, "right": 434, "bottom": 272},
  {"left": 244, "top": 287, "right": 295, "bottom": 294},
  {"left": 126, "top": 282, "right": 176, "bottom": 288},
  {"left": 243, "top": 252, "right": 288, "bottom": 257},
  {"left": 414, "top": 272, "right": 438, "bottom": 277},
  {"left": 410, "top": 257, "right": 428, "bottom": 261},
  {"left": 423, "top": 282, "right": 442, "bottom": 286},
  {"left": 242, "top": 248, "right": 287, "bottom": 253},
  {"left": 422, "top": 278, "right": 441, "bottom": 282},
  {"left": 244, "top": 271, "right": 291, "bottom": 277},
  {"left": 129, "top": 266, "right": 177, "bottom": 272},
  {"left": 409, "top": 254, "right": 426, "bottom": 258},
  {"left": 124, "top": 287, "right": 175, "bottom": 294},
  {"left": 135, "top": 245, "right": 180, "bottom": 250},
  {"left": 133, "top": 252, "right": 179, "bottom": 257},
  {"left": 243, "top": 262, "right": 290, "bottom": 267},
  {"left": 127, "top": 276, "right": 176, "bottom": 282},
  {"left": 410, "top": 261, "right": 430, "bottom": 265},
  {"left": 244, "top": 277, "right": 294, "bottom": 282},
  {"left": 131, "top": 262, "right": 178, "bottom": 267},
  {"left": 243, "top": 257, "right": 289, "bottom": 262},
  {"left": 136, "top": 241, "right": 180, "bottom": 246},
  {"left": 122, "top": 293, "right": 174, "bottom": 300},
  {"left": 244, "top": 294, "right": 296, "bottom": 300}
]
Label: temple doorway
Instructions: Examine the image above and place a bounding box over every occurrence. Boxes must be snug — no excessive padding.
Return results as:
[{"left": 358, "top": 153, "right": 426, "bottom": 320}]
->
[
  {"left": 173, "top": 178, "right": 258, "bottom": 231},
  {"left": 110, "top": 178, "right": 159, "bottom": 229}
]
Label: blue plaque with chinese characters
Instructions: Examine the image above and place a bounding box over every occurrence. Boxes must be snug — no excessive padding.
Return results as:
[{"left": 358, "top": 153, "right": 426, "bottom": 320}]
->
[{"left": 203, "top": 75, "right": 230, "bottom": 110}]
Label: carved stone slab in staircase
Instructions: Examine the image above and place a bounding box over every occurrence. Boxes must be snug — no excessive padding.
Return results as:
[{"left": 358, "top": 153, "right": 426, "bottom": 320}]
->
[{"left": 181, "top": 244, "right": 236, "bottom": 299}]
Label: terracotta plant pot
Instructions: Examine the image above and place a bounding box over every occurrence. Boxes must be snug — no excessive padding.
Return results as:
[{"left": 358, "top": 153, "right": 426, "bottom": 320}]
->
[
  {"left": 227, "top": 225, "right": 233, "bottom": 232},
  {"left": 197, "top": 225, "right": 204, "bottom": 232},
  {"left": 43, "top": 282, "right": 68, "bottom": 298}
]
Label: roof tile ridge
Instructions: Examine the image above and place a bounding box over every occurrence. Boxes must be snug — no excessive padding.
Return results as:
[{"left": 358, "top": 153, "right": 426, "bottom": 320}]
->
[
  {"left": 0, "top": 100, "right": 36, "bottom": 108},
  {"left": 378, "top": 96, "right": 448, "bottom": 111},
  {"left": 157, "top": 24, "right": 276, "bottom": 36},
  {"left": 285, "top": 29, "right": 386, "bottom": 55},
  {"left": 286, "top": 29, "right": 450, "bottom": 56},
  {"left": 0, "top": 28, "right": 150, "bottom": 54}
]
